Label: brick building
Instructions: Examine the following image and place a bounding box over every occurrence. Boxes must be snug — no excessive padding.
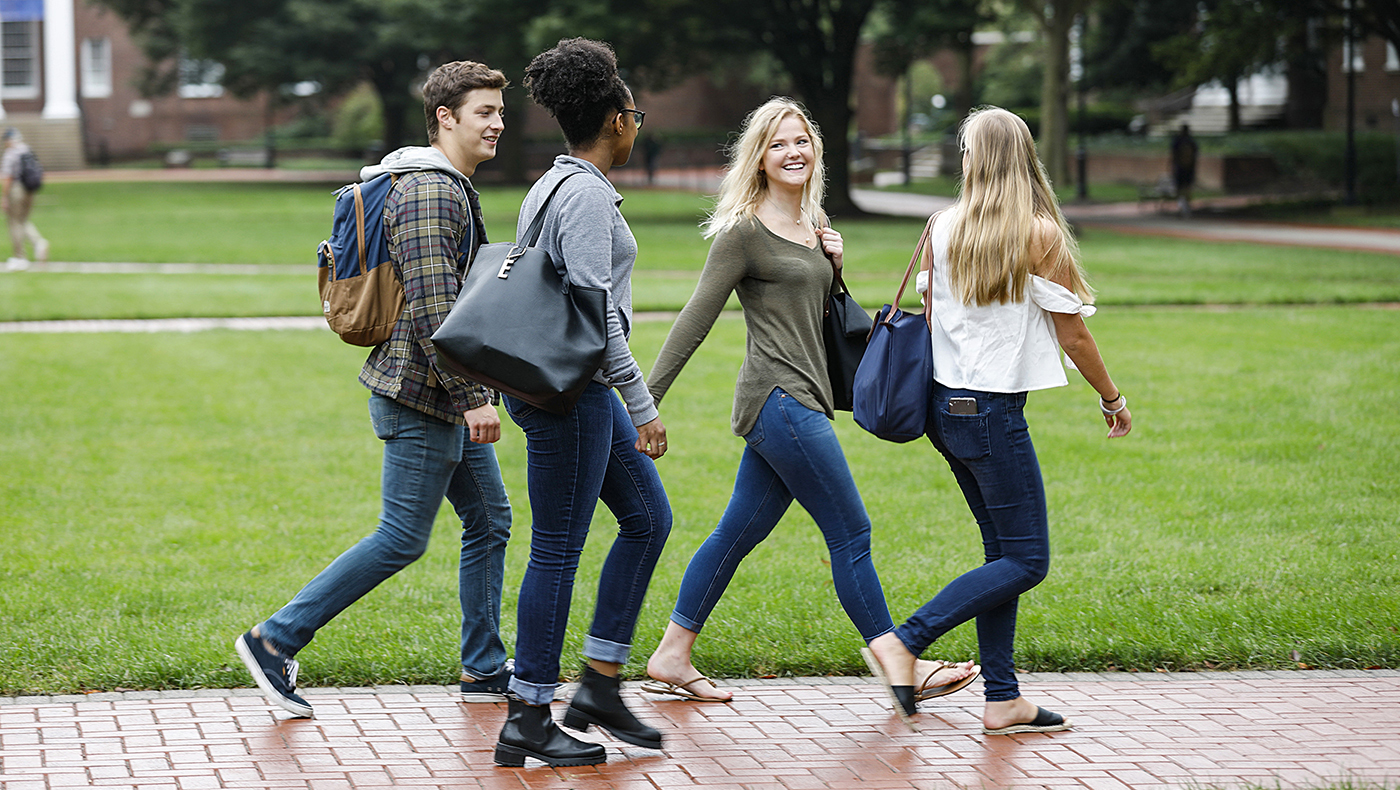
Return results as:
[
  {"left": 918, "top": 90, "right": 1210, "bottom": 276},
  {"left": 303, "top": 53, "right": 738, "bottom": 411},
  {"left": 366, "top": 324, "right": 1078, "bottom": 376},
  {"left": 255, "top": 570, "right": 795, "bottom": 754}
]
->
[{"left": 1329, "top": 35, "right": 1400, "bottom": 132}]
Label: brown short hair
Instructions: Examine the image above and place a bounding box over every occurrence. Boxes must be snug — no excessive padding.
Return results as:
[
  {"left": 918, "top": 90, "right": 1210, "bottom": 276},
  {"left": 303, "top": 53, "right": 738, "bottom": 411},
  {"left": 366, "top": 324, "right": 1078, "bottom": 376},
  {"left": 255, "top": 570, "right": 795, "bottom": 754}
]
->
[{"left": 423, "top": 61, "right": 508, "bottom": 142}]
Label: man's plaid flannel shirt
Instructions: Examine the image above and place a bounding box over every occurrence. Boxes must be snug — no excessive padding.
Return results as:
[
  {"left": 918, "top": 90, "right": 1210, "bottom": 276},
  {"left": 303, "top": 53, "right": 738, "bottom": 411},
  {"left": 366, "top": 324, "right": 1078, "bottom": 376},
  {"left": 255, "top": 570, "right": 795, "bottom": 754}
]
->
[{"left": 358, "top": 170, "right": 494, "bottom": 424}]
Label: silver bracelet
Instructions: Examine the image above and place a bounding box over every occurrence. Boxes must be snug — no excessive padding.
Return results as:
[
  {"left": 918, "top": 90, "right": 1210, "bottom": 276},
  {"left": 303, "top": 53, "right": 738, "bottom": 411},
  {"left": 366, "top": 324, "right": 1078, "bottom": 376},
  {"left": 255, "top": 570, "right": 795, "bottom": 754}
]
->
[{"left": 1100, "top": 395, "right": 1127, "bottom": 416}]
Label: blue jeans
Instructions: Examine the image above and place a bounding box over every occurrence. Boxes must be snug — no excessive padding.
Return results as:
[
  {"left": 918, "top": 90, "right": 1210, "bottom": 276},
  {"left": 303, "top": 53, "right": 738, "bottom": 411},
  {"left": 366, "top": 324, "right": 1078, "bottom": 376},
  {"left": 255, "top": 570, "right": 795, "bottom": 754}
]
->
[
  {"left": 503, "top": 382, "right": 672, "bottom": 705},
  {"left": 261, "top": 394, "right": 512, "bottom": 680},
  {"left": 893, "top": 385, "right": 1050, "bottom": 702},
  {"left": 671, "top": 388, "right": 894, "bottom": 641}
]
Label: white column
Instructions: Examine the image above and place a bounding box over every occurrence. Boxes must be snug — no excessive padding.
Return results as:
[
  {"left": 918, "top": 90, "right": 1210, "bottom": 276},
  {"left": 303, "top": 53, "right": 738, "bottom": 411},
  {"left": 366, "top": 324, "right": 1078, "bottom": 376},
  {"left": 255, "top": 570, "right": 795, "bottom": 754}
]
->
[
  {"left": 0, "top": 18, "right": 6, "bottom": 121},
  {"left": 41, "top": 0, "right": 80, "bottom": 119}
]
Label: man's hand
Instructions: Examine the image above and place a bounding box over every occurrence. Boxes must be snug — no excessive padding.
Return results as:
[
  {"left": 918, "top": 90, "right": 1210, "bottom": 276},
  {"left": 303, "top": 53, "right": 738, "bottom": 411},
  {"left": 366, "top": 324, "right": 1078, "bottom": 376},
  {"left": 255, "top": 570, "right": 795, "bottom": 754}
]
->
[{"left": 465, "top": 403, "right": 501, "bottom": 444}]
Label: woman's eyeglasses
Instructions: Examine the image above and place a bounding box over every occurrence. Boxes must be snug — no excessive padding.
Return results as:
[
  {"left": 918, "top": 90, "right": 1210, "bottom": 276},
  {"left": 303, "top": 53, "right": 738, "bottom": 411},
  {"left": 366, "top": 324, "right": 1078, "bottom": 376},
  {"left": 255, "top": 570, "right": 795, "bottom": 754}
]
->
[{"left": 620, "top": 109, "right": 646, "bottom": 129}]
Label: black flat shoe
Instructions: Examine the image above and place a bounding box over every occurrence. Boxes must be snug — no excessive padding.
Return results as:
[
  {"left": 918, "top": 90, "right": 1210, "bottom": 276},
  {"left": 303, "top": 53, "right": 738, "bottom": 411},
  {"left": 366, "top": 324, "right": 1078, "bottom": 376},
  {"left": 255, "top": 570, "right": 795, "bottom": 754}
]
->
[
  {"left": 981, "top": 706, "right": 1072, "bottom": 735},
  {"left": 861, "top": 647, "right": 919, "bottom": 730}
]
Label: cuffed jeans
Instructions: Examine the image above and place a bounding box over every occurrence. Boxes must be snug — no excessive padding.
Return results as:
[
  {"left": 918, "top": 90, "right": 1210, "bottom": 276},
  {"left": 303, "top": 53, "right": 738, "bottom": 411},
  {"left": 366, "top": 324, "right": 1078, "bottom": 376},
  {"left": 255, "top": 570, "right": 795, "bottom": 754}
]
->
[
  {"left": 261, "top": 394, "right": 512, "bottom": 680},
  {"left": 893, "top": 385, "right": 1051, "bottom": 702},
  {"left": 503, "top": 382, "right": 672, "bottom": 705},
  {"left": 671, "top": 388, "right": 894, "bottom": 642}
]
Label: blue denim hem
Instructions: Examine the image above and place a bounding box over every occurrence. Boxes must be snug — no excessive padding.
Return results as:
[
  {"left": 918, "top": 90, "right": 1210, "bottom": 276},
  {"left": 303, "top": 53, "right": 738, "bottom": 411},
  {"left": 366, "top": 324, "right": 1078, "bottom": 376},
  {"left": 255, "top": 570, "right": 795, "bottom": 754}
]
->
[
  {"left": 254, "top": 623, "right": 298, "bottom": 660},
  {"left": 583, "top": 635, "right": 631, "bottom": 665},
  {"left": 669, "top": 611, "right": 704, "bottom": 634},
  {"left": 862, "top": 626, "right": 897, "bottom": 644},
  {"left": 508, "top": 676, "right": 555, "bottom": 706},
  {"left": 460, "top": 661, "right": 507, "bottom": 682}
]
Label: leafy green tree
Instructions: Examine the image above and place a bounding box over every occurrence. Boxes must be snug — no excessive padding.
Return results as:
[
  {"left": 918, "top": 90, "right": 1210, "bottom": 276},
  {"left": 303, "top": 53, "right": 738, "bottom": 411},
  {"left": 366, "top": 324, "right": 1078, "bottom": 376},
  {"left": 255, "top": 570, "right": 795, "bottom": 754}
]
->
[
  {"left": 1017, "top": 0, "right": 1095, "bottom": 185},
  {"left": 868, "top": 0, "right": 992, "bottom": 118},
  {"left": 1083, "top": 0, "right": 1197, "bottom": 94},
  {"left": 95, "top": 0, "right": 542, "bottom": 161},
  {"left": 1152, "top": 0, "right": 1288, "bottom": 132},
  {"left": 1353, "top": 0, "right": 1400, "bottom": 50}
]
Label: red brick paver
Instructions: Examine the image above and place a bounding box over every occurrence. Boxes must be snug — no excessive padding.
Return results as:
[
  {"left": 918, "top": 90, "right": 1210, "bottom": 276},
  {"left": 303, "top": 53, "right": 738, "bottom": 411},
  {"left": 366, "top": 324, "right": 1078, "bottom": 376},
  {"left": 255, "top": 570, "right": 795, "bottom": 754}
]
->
[{"left": 2, "top": 672, "right": 1397, "bottom": 790}]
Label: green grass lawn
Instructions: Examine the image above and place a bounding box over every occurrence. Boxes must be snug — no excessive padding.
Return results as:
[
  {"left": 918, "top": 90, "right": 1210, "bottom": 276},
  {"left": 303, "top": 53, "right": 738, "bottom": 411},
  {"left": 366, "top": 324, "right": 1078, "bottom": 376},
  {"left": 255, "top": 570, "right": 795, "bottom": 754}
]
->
[
  {"left": 1, "top": 306, "right": 1397, "bottom": 694},
  {"left": 2, "top": 181, "right": 1397, "bottom": 695},
  {"left": 5, "top": 183, "right": 1399, "bottom": 321}
]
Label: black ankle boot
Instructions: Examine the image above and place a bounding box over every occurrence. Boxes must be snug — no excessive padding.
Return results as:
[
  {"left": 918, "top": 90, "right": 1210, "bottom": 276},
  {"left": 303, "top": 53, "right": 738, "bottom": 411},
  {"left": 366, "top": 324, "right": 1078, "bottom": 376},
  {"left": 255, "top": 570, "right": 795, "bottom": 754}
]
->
[
  {"left": 562, "top": 665, "right": 663, "bottom": 749},
  {"left": 494, "top": 696, "right": 607, "bottom": 767}
]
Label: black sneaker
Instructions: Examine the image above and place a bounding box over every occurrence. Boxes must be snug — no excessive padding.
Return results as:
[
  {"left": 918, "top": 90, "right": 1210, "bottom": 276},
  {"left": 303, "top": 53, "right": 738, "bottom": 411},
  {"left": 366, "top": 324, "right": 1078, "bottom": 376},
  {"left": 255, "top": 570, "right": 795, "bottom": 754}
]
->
[
  {"left": 460, "top": 659, "right": 514, "bottom": 702},
  {"left": 235, "top": 630, "right": 314, "bottom": 718}
]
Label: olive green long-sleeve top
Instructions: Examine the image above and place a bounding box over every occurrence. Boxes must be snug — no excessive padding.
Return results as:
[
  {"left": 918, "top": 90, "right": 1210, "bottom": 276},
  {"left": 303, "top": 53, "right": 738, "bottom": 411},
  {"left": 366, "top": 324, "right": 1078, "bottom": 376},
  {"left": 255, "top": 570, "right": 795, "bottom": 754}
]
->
[{"left": 648, "top": 217, "right": 837, "bottom": 437}]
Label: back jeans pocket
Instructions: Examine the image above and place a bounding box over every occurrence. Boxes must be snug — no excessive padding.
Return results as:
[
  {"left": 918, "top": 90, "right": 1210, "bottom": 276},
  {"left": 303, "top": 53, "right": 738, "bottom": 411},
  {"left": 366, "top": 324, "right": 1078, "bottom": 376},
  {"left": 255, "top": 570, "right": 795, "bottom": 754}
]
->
[
  {"left": 938, "top": 410, "right": 991, "bottom": 460},
  {"left": 370, "top": 396, "right": 400, "bottom": 440}
]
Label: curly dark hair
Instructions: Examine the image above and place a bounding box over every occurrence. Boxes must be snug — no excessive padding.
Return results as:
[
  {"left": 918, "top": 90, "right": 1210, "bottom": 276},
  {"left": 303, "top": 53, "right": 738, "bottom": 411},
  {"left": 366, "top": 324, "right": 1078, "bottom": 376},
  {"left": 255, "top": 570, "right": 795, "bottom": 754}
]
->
[{"left": 524, "top": 38, "right": 631, "bottom": 149}]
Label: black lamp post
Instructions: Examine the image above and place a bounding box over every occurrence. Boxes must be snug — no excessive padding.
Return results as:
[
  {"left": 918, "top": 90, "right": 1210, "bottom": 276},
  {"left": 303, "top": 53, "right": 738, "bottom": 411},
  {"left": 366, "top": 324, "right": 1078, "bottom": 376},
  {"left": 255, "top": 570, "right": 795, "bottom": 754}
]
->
[{"left": 1344, "top": 0, "right": 1358, "bottom": 206}]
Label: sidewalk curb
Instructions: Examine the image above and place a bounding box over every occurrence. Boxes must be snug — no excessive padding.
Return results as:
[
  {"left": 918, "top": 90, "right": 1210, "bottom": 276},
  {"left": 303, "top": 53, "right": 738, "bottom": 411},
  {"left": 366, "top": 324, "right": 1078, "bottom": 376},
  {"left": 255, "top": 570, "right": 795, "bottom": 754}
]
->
[{"left": 6, "top": 669, "right": 1397, "bottom": 706}]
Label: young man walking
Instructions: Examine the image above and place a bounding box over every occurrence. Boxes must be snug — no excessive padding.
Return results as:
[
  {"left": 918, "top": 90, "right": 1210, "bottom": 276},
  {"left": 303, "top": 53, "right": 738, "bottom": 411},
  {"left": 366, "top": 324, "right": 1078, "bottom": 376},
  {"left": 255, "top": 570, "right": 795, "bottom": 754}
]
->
[
  {"left": 236, "top": 61, "right": 514, "bottom": 717},
  {"left": 1, "top": 128, "right": 48, "bottom": 270}
]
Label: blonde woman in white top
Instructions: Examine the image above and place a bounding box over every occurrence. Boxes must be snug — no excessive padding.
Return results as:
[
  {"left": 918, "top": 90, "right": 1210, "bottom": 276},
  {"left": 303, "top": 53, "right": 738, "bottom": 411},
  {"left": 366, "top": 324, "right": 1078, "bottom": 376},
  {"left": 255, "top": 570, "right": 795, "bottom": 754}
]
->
[{"left": 863, "top": 106, "right": 1132, "bottom": 733}]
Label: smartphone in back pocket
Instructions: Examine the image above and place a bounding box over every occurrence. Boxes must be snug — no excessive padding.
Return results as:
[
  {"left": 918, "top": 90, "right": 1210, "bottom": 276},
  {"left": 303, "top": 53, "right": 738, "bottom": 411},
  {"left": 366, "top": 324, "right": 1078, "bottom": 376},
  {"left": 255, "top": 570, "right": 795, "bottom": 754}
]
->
[{"left": 949, "top": 397, "right": 978, "bottom": 415}]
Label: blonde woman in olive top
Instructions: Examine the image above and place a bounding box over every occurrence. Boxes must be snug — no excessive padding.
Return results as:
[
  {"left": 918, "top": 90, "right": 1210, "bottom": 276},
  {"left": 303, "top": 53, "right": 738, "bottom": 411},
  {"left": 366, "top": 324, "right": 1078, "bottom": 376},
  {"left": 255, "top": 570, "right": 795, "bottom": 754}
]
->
[{"left": 642, "top": 98, "right": 977, "bottom": 703}]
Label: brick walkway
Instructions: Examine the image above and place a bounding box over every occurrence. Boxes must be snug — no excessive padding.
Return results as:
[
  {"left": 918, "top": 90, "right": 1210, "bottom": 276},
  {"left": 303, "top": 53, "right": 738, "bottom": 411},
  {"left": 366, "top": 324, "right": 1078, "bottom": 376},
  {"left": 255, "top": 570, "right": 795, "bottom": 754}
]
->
[{"left": 3, "top": 671, "right": 1397, "bottom": 789}]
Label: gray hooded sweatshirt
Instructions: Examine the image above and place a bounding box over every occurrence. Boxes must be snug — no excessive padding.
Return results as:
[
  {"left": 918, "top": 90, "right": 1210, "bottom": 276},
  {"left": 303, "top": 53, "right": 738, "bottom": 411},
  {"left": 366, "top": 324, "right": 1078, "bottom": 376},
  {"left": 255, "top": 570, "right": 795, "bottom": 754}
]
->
[{"left": 517, "top": 156, "right": 657, "bottom": 426}]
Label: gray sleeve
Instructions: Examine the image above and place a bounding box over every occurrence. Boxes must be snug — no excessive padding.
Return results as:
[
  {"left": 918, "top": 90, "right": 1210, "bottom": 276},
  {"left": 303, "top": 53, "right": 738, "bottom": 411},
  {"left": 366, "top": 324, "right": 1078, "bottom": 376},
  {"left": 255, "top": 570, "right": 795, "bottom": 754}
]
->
[
  {"left": 648, "top": 227, "right": 748, "bottom": 404},
  {"left": 555, "top": 185, "right": 658, "bottom": 426}
]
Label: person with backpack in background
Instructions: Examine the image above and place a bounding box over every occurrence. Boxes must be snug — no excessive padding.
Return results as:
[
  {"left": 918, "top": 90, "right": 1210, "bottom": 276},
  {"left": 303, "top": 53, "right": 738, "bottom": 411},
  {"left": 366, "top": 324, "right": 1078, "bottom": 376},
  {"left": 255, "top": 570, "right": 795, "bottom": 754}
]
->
[
  {"left": 1, "top": 128, "right": 48, "bottom": 271},
  {"left": 235, "top": 61, "right": 515, "bottom": 719}
]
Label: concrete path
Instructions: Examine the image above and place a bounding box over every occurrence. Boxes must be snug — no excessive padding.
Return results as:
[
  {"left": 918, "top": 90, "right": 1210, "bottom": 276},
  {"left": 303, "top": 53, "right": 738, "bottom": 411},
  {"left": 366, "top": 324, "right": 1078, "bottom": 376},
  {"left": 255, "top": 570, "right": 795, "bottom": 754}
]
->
[
  {"left": 848, "top": 189, "right": 1400, "bottom": 257},
  {"left": 38, "top": 167, "right": 1400, "bottom": 255},
  {"left": 3, "top": 671, "right": 1397, "bottom": 789}
]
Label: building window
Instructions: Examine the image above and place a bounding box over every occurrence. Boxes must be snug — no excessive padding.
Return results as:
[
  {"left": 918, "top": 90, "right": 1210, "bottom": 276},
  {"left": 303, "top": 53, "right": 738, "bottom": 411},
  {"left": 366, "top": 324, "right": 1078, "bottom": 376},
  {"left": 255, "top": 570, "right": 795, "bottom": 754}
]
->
[
  {"left": 82, "top": 37, "right": 114, "bottom": 99},
  {"left": 178, "top": 56, "right": 225, "bottom": 99},
  {"left": 1, "top": 19, "right": 40, "bottom": 100},
  {"left": 1342, "top": 36, "right": 1364, "bottom": 73}
]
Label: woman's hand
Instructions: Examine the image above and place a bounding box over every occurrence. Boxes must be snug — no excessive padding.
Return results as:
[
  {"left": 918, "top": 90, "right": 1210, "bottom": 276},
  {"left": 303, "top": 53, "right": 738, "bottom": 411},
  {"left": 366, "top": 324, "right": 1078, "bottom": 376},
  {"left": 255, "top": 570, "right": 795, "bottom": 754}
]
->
[
  {"left": 636, "top": 417, "right": 668, "bottom": 459},
  {"left": 819, "top": 227, "right": 843, "bottom": 269},
  {"left": 1103, "top": 402, "right": 1132, "bottom": 439}
]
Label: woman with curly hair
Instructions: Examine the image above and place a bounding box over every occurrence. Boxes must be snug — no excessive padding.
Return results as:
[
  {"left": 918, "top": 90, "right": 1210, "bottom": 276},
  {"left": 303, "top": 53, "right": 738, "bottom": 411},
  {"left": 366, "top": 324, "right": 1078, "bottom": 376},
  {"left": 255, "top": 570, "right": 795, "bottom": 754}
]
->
[
  {"left": 492, "top": 38, "right": 671, "bottom": 768},
  {"left": 640, "top": 97, "right": 978, "bottom": 707}
]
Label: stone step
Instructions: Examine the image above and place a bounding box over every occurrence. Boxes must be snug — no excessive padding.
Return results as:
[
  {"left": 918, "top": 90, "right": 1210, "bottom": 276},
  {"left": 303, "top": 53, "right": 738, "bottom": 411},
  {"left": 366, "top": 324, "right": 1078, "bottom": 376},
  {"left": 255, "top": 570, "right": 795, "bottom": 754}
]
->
[{"left": 2, "top": 114, "right": 85, "bottom": 170}]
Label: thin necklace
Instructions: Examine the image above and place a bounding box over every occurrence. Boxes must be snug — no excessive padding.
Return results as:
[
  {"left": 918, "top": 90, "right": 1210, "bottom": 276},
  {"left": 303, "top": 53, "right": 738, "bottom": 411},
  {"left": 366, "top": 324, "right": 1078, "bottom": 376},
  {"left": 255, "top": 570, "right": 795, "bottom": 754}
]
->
[{"left": 764, "top": 197, "right": 805, "bottom": 226}]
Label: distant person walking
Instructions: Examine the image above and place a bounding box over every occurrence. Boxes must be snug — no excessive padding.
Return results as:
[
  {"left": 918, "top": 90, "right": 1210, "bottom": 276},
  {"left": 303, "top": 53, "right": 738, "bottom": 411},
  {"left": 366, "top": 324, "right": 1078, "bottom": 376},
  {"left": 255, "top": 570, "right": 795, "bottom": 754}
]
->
[
  {"left": 1170, "top": 124, "right": 1198, "bottom": 217},
  {"left": 862, "top": 106, "right": 1132, "bottom": 734},
  {"left": 1, "top": 128, "right": 48, "bottom": 270},
  {"left": 234, "top": 61, "right": 515, "bottom": 719}
]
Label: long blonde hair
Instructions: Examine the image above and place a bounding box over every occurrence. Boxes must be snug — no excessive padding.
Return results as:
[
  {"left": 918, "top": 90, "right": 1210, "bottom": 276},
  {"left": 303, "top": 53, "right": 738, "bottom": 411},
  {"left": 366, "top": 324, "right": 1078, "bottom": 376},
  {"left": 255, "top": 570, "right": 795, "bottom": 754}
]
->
[
  {"left": 946, "top": 106, "right": 1091, "bottom": 306},
  {"left": 703, "top": 98, "right": 827, "bottom": 238}
]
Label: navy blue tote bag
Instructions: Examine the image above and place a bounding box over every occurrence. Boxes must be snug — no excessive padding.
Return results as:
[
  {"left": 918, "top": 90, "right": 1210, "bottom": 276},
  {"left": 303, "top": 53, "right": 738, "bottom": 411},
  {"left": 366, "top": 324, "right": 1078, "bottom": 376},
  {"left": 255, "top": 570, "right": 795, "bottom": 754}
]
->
[{"left": 852, "top": 216, "right": 937, "bottom": 443}]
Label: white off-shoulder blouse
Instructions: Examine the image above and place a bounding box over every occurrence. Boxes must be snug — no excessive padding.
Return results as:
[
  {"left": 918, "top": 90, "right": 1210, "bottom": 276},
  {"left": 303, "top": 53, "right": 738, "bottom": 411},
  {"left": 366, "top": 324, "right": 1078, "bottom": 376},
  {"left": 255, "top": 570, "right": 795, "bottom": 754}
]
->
[{"left": 915, "top": 209, "right": 1095, "bottom": 394}]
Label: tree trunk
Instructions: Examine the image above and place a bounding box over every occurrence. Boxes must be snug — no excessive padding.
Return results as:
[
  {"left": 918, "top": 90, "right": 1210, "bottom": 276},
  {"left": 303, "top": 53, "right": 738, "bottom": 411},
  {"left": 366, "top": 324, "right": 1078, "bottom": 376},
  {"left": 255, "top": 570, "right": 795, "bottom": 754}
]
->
[
  {"left": 954, "top": 41, "right": 976, "bottom": 118},
  {"left": 1283, "top": 23, "right": 1326, "bottom": 129},
  {"left": 1226, "top": 76, "right": 1241, "bottom": 133},
  {"left": 760, "top": 0, "right": 876, "bottom": 218},
  {"left": 806, "top": 95, "right": 860, "bottom": 217},
  {"left": 371, "top": 67, "right": 412, "bottom": 153},
  {"left": 1038, "top": 1, "right": 1075, "bottom": 186}
]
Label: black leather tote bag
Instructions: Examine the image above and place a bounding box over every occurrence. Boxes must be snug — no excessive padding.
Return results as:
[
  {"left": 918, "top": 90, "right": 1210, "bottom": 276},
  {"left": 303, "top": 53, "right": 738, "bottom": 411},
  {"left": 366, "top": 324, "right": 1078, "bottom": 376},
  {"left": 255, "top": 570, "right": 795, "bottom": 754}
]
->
[
  {"left": 432, "top": 174, "right": 608, "bottom": 414},
  {"left": 822, "top": 267, "right": 872, "bottom": 411}
]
